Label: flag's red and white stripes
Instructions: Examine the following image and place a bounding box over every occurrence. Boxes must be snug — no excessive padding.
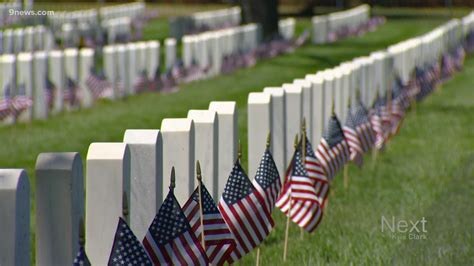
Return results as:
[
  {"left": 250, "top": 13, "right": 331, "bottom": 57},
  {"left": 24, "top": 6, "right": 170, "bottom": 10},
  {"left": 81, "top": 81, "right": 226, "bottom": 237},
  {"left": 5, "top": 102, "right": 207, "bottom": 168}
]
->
[
  {"left": 304, "top": 154, "right": 329, "bottom": 208},
  {"left": 143, "top": 230, "right": 208, "bottom": 265},
  {"left": 182, "top": 195, "right": 235, "bottom": 265},
  {"left": 315, "top": 139, "right": 350, "bottom": 180},
  {"left": 343, "top": 126, "right": 364, "bottom": 167},
  {"left": 218, "top": 193, "right": 273, "bottom": 261},
  {"left": 252, "top": 178, "right": 281, "bottom": 215}
]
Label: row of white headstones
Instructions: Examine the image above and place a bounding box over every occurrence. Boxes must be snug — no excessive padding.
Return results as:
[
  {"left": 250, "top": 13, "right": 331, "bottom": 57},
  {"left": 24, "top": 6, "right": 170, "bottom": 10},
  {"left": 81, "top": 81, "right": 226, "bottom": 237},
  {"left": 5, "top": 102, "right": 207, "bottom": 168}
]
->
[
  {"left": 311, "top": 4, "right": 371, "bottom": 44},
  {"left": 190, "top": 6, "right": 242, "bottom": 30},
  {"left": 1, "top": 25, "right": 54, "bottom": 55},
  {"left": 0, "top": 19, "right": 296, "bottom": 124},
  {"left": 1, "top": 12, "right": 473, "bottom": 266}
]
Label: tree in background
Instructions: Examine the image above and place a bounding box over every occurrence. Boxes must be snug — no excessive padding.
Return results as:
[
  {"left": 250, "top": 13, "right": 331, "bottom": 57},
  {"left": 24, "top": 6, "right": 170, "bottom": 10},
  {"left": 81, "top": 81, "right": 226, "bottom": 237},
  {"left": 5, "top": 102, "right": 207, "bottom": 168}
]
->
[{"left": 239, "top": 0, "right": 280, "bottom": 40}]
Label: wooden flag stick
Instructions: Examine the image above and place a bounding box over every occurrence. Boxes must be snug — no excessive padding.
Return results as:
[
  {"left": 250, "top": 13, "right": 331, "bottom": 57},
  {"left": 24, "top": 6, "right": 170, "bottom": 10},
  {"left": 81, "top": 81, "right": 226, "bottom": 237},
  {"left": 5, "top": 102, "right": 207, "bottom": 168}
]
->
[
  {"left": 300, "top": 119, "right": 306, "bottom": 240},
  {"left": 283, "top": 134, "right": 299, "bottom": 262},
  {"left": 196, "top": 161, "right": 206, "bottom": 250},
  {"left": 343, "top": 166, "right": 349, "bottom": 189},
  {"left": 255, "top": 132, "right": 271, "bottom": 266}
]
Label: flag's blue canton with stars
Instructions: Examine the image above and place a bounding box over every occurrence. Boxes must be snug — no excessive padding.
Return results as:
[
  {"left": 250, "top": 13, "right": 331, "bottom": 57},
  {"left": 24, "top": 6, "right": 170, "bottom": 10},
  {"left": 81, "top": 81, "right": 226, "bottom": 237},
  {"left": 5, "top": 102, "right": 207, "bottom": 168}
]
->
[
  {"left": 218, "top": 161, "right": 274, "bottom": 262},
  {"left": 108, "top": 217, "right": 152, "bottom": 265},
  {"left": 316, "top": 114, "right": 350, "bottom": 180},
  {"left": 252, "top": 148, "right": 281, "bottom": 214},
  {"left": 276, "top": 141, "right": 323, "bottom": 232},
  {"left": 143, "top": 189, "right": 208, "bottom": 265},
  {"left": 182, "top": 183, "right": 236, "bottom": 265},
  {"left": 72, "top": 246, "right": 91, "bottom": 266}
]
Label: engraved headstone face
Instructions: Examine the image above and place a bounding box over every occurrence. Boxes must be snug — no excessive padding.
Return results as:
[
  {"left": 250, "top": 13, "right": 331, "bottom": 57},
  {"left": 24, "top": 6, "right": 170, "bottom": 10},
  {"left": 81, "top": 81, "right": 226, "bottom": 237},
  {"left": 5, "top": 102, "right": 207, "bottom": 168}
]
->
[
  {"left": 35, "top": 152, "right": 84, "bottom": 266},
  {"left": 263, "top": 87, "right": 286, "bottom": 178},
  {"left": 86, "top": 143, "right": 130, "bottom": 265},
  {"left": 123, "top": 129, "right": 163, "bottom": 240},
  {"left": 0, "top": 169, "right": 30, "bottom": 266},
  {"left": 187, "top": 110, "right": 219, "bottom": 199},
  {"left": 247, "top": 92, "right": 272, "bottom": 178}
]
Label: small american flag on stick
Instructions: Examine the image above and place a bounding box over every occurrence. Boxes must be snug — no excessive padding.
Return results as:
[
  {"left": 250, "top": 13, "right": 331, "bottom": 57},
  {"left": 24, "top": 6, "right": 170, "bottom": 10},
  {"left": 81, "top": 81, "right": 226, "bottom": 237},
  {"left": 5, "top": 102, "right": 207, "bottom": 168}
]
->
[
  {"left": 143, "top": 168, "right": 208, "bottom": 265},
  {"left": 316, "top": 113, "right": 351, "bottom": 180},
  {"left": 182, "top": 162, "right": 236, "bottom": 266},
  {"left": 218, "top": 159, "right": 274, "bottom": 262},
  {"left": 276, "top": 139, "right": 323, "bottom": 232}
]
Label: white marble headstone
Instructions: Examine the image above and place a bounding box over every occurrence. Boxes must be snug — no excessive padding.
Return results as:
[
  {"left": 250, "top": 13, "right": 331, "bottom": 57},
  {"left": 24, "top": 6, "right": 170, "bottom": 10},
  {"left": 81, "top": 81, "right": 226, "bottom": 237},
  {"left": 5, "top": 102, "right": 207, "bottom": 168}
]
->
[
  {"left": 263, "top": 87, "right": 286, "bottom": 177},
  {"left": 209, "top": 101, "right": 238, "bottom": 197},
  {"left": 165, "top": 38, "right": 177, "bottom": 72},
  {"left": 187, "top": 110, "right": 219, "bottom": 199},
  {"left": 160, "top": 118, "right": 195, "bottom": 204},
  {"left": 86, "top": 143, "right": 130, "bottom": 265},
  {"left": 282, "top": 83, "right": 302, "bottom": 166},
  {"left": 33, "top": 51, "right": 48, "bottom": 120},
  {"left": 123, "top": 130, "right": 163, "bottom": 240},
  {"left": 48, "top": 50, "right": 65, "bottom": 113},
  {"left": 305, "top": 74, "right": 324, "bottom": 147},
  {"left": 247, "top": 92, "right": 272, "bottom": 178},
  {"left": 79, "top": 48, "right": 94, "bottom": 108},
  {"left": 0, "top": 169, "right": 30, "bottom": 266},
  {"left": 16, "top": 53, "right": 34, "bottom": 122},
  {"left": 35, "top": 152, "right": 84, "bottom": 266}
]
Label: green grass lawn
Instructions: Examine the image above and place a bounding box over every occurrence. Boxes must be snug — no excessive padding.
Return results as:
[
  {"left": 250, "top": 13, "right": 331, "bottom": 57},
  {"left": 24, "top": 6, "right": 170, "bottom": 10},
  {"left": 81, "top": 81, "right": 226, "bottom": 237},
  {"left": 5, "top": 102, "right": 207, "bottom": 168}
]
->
[{"left": 1, "top": 8, "right": 473, "bottom": 264}]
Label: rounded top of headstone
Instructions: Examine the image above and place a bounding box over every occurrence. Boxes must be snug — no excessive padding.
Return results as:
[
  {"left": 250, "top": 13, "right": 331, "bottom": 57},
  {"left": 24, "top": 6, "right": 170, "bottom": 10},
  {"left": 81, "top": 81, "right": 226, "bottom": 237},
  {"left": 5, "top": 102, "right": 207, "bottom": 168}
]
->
[
  {"left": 0, "top": 169, "right": 29, "bottom": 190},
  {"left": 36, "top": 152, "right": 82, "bottom": 171},
  {"left": 165, "top": 38, "right": 176, "bottom": 46},
  {"left": 87, "top": 143, "right": 129, "bottom": 160},
  {"left": 0, "top": 54, "right": 16, "bottom": 63},
  {"left": 64, "top": 48, "right": 79, "bottom": 56},
  {"left": 34, "top": 51, "right": 47, "bottom": 59},
  {"left": 147, "top": 41, "right": 159, "bottom": 48},
  {"left": 103, "top": 45, "right": 116, "bottom": 53},
  {"left": 123, "top": 129, "right": 161, "bottom": 144},
  {"left": 187, "top": 110, "right": 217, "bottom": 124},
  {"left": 209, "top": 101, "right": 237, "bottom": 114},
  {"left": 282, "top": 83, "right": 302, "bottom": 94},
  {"left": 48, "top": 50, "right": 63, "bottom": 58},
  {"left": 80, "top": 48, "right": 94, "bottom": 57},
  {"left": 161, "top": 118, "right": 194, "bottom": 132},
  {"left": 293, "top": 79, "right": 312, "bottom": 89},
  {"left": 248, "top": 92, "right": 271, "bottom": 104},
  {"left": 263, "top": 87, "right": 285, "bottom": 96},
  {"left": 305, "top": 74, "right": 323, "bottom": 84},
  {"left": 17, "top": 53, "right": 33, "bottom": 61}
]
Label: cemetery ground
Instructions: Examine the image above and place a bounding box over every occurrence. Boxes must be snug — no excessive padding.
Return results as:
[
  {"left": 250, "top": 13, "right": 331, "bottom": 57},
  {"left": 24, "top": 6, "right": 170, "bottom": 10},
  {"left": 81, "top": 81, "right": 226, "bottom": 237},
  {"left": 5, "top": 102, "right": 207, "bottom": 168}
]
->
[{"left": 2, "top": 8, "right": 474, "bottom": 264}]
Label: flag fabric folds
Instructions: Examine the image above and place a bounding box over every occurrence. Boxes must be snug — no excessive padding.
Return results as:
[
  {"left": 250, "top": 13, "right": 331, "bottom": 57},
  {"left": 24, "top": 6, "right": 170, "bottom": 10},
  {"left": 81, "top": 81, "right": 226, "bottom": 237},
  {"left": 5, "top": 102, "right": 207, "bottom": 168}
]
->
[
  {"left": 182, "top": 183, "right": 236, "bottom": 265},
  {"left": 343, "top": 100, "right": 376, "bottom": 167},
  {"left": 369, "top": 97, "right": 387, "bottom": 151},
  {"left": 276, "top": 141, "right": 323, "bottom": 232},
  {"left": 108, "top": 217, "right": 152, "bottom": 265},
  {"left": 73, "top": 246, "right": 91, "bottom": 266},
  {"left": 143, "top": 188, "right": 208, "bottom": 265},
  {"left": 218, "top": 161, "right": 274, "bottom": 262},
  {"left": 303, "top": 136, "right": 330, "bottom": 208},
  {"left": 315, "top": 114, "right": 351, "bottom": 180},
  {"left": 252, "top": 148, "right": 282, "bottom": 214}
]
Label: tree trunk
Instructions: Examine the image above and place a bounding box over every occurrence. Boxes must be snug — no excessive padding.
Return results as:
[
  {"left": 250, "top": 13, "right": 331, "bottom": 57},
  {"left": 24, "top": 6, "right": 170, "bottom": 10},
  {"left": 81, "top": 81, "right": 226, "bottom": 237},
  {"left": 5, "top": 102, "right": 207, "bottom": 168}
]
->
[{"left": 239, "top": 0, "right": 280, "bottom": 41}]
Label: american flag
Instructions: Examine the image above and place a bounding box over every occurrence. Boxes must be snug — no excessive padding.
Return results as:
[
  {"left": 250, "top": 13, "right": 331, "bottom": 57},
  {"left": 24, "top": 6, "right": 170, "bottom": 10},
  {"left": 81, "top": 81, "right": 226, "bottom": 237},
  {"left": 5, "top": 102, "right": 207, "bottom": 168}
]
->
[
  {"left": 303, "top": 136, "right": 329, "bottom": 208},
  {"left": 108, "top": 217, "right": 152, "bottom": 265},
  {"left": 315, "top": 114, "right": 351, "bottom": 180},
  {"left": 10, "top": 84, "right": 32, "bottom": 118},
  {"left": 370, "top": 97, "right": 387, "bottom": 151},
  {"left": 276, "top": 142, "right": 323, "bottom": 232},
  {"left": 252, "top": 148, "right": 282, "bottom": 214},
  {"left": 45, "top": 76, "right": 56, "bottom": 109},
  {"left": 143, "top": 187, "right": 208, "bottom": 265},
  {"left": 343, "top": 100, "right": 376, "bottom": 167},
  {"left": 218, "top": 161, "right": 274, "bottom": 262},
  {"left": 182, "top": 183, "right": 236, "bottom": 265},
  {"left": 133, "top": 70, "right": 150, "bottom": 94},
  {"left": 0, "top": 84, "right": 12, "bottom": 121},
  {"left": 86, "top": 68, "right": 113, "bottom": 100},
  {"left": 73, "top": 246, "right": 91, "bottom": 266},
  {"left": 64, "top": 77, "right": 79, "bottom": 106}
]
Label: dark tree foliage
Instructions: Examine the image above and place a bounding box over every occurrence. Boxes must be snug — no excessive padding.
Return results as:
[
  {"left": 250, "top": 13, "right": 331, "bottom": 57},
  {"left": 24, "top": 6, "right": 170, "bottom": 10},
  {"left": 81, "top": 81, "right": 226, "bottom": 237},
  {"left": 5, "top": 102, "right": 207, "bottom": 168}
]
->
[{"left": 239, "top": 0, "right": 280, "bottom": 41}]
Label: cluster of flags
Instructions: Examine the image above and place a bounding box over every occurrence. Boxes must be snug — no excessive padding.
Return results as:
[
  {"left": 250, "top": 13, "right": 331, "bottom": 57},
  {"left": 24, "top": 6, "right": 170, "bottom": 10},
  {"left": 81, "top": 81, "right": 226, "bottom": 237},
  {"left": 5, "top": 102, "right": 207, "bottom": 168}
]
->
[
  {"left": 327, "top": 16, "right": 385, "bottom": 42},
  {"left": 71, "top": 40, "right": 468, "bottom": 265},
  {"left": 0, "top": 84, "right": 33, "bottom": 121}
]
